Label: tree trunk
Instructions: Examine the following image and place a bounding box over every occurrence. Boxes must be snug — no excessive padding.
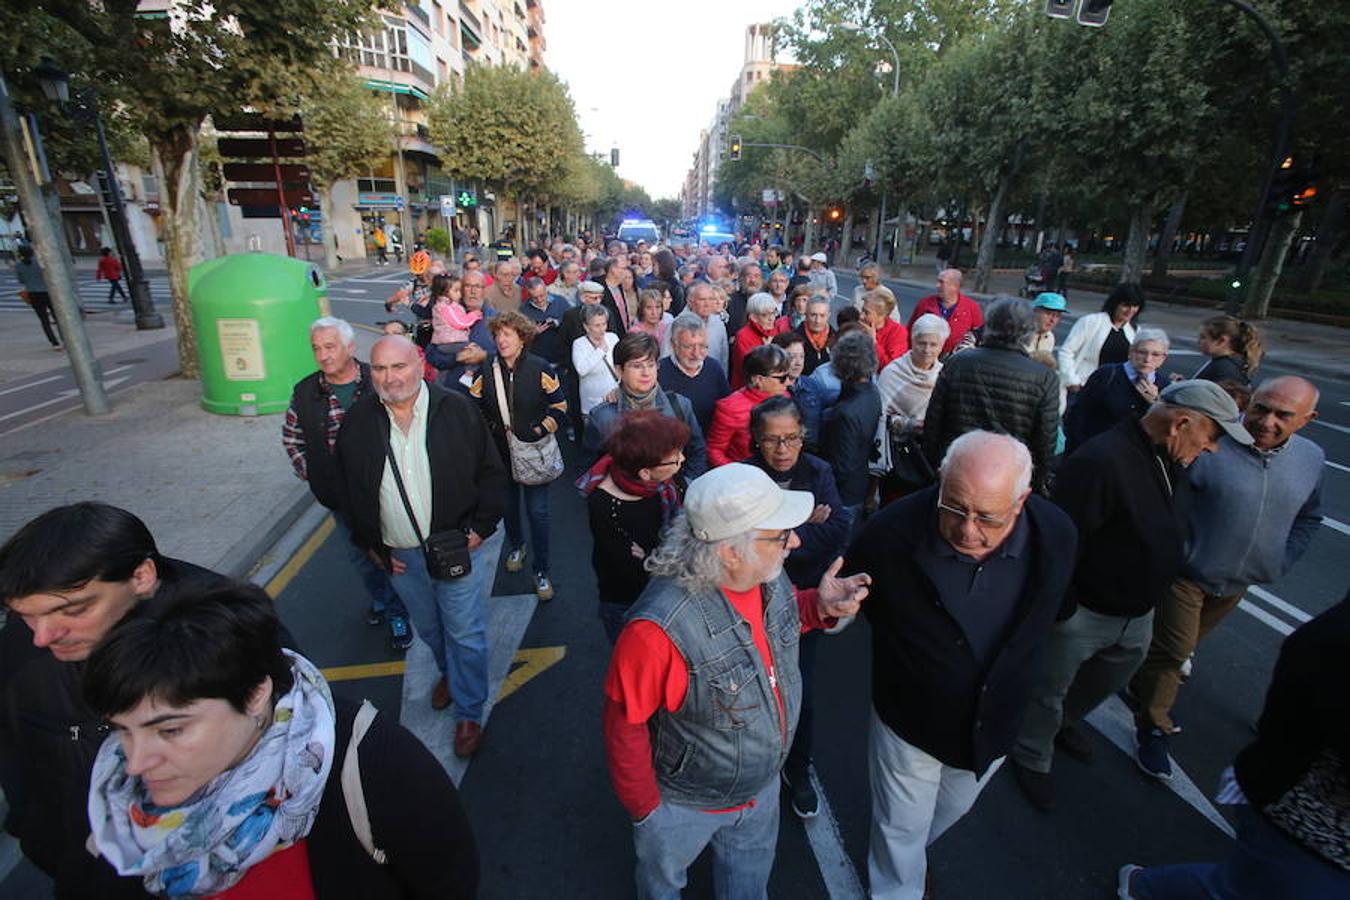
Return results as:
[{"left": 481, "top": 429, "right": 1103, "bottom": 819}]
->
[
  {"left": 1032, "top": 192, "right": 1046, "bottom": 254},
  {"left": 803, "top": 205, "right": 818, "bottom": 256},
  {"left": 840, "top": 208, "right": 855, "bottom": 265},
  {"left": 202, "top": 193, "right": 227, "bottom": 259},
  {"left": 973, "top": 174, "right": 1012, "bottom": 293},
  {"left": 1296, "top": 189, "right": 1345, "bottom": 293},
  {"left": 152, "top": 123, "right": 205, "bottom": 378},
  {"left": 1151, "top": 194, "right": 1187, "bottom": 279},
  {"left": 319, "top": 186, "right": 339, "bottom": 272},
  {"left": 1244, "top": 210, "right": 1302, "bottom": 319},
  {"left": 1119, "top": 202, "right": 1152, "bottom": 285}
]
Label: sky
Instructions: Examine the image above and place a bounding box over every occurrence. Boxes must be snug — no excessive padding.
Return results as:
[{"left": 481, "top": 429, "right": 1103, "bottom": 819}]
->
[{"left": 544, "top": 0, "right": 802, "bottom": 201}]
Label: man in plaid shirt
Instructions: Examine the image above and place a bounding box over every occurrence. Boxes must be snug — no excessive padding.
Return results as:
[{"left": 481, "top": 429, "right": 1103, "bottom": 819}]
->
[{"left": 283, "top": 316, "right": 411, "bottom": 649}]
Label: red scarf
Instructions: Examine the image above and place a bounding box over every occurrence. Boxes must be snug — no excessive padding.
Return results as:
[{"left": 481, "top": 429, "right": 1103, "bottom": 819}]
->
[
  {"left": 575, "top": 454, "right": 682, "bottom": 525},
  {"left": 805, "top": 326, "right": 830, "bottom": 353}
]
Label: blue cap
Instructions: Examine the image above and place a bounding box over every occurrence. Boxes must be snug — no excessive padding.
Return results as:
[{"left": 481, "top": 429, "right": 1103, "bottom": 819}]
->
[{"left": 1032, "top": 292, "right": 1067, "bottom": 311}]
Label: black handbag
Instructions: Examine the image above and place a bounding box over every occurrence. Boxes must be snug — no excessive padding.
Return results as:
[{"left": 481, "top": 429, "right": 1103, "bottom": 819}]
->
[
  {"left": 384, "top": 436, "right": 471, "bottom": 580},
  {"left": 887, "top": 432, "right": 937, "bottom": 492}
]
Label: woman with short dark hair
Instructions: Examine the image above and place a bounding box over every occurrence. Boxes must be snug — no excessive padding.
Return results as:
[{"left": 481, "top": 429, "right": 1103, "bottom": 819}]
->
[
  {"left": 84, "top": 583, "right": 477, "bottom": 899},
  {"left": 822, "top": 331, "right": 882, "bottom": 527},
  {"left": 706, "top": 344, "right": 791, "bottom": 467},
  {"left": 1057, "top": 283, "right": 1145, "bottom": 392}
]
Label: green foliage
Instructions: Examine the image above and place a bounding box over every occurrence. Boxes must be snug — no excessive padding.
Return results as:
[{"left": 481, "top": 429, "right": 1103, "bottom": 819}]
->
[
  {"left": 300, "top": 70, "right": 391, "bottom": 190},
  {"left": 424, "top": 226, "right": 452, "bottom": 256}
]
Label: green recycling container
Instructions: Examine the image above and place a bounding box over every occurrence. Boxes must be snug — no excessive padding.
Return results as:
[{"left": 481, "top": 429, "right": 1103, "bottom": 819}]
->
[{"left": 190, "top": 253, "right": 331, "bottom": 416}]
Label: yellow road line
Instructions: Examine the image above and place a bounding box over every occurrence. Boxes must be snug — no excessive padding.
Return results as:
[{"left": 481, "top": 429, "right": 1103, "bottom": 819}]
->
[
  {"left": 354, "top": 322, "right": 385, "bottom": 334},
  {"left": 265, "top": 515, "right": 335, "bottom": 598},
  {"left": 496, "top": 646, "right": 567, "bottom": 703},
  {"left": 322, "top": 660, "right": 408, "bottom": 682}
]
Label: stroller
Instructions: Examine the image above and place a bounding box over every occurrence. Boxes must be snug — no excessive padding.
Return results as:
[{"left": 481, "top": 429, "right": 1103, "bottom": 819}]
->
[{"left": 1020, "top": 263, "right": 1047, "bottom": 298}]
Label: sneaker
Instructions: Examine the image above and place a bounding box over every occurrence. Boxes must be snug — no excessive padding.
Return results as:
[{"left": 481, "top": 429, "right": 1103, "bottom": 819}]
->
[
  {"left": 388, "top": 615, "right": 413, "bottom": 651},
  {"left": 505, "top": 547, "right": 526, "bottom": 573},
  {"left": 1117, "top": 864, "right": 1144, "bottom": 899},
  {"left": 1011, "top": 760, "right": 1055, "bottom": 813},
  {"left": 782, "top": 769, "right": 819, "bottom": 818},
  {"left": 1135, "top": 725, "right": 1173, "bottom": 781},
  {"left": 1055, "top": 723, "right": 1094, "bottom": 762},
  {"left": 535, "top": 573, "right": 554, "bottom": 602}
]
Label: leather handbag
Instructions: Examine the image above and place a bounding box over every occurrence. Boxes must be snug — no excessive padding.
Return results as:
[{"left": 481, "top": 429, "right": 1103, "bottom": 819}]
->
[
  {"left": 492, "top": 359, "right": 564, "bottom": 486},
  {"left": 383, "top": 437, "right": 471, "bottom": 580}
]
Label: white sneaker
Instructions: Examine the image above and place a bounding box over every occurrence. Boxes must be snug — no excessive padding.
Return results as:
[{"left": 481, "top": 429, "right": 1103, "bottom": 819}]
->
[{"left": 505, "top": 547, "right": 526, "bottom": 573}]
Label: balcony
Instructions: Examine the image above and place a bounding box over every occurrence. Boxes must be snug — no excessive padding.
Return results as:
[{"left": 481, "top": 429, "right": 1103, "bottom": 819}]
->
[{"left": 404, "top": 0, "right": 430, "bottom": 27}]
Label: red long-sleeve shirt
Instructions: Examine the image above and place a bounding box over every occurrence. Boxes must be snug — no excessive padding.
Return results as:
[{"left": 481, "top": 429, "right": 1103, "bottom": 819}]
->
[
  {"left": 95, "top": 255, "right": 122, "bottom": 281},
  {"left": 602, "top": 584, "right": 829, "bottom": 820}
]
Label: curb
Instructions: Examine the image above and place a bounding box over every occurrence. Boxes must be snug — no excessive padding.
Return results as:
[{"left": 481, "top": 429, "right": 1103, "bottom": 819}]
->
[{"left": 216, "top": 483, "right": 318, "bottom": 580}]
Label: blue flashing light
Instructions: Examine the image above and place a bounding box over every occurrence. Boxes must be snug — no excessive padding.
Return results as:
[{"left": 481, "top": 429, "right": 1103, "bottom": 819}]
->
[{"left": 701, "top": 224, "right": 717, "bottom": 233}]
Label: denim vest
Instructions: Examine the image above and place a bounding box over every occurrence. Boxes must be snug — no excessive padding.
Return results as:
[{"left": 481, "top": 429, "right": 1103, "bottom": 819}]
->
[{"left": 629, "top": 573, "right": 803, "bottom": 808}]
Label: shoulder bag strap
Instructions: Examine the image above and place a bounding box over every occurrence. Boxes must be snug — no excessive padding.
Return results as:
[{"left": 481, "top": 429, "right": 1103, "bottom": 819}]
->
[
  {"left": 384, "top": 431, "right": 428, "bottom": 550},
  {"left": 341, "top": 700, "right": 387, "bottom": 864},
  {"left": 492, "top": 357, "right": 513, "bottom": 434}
]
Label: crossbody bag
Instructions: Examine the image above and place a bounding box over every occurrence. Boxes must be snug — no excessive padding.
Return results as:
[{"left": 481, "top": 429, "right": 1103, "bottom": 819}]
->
[{"left": 383, "top": 433, "right": 471, "bottom": 579}]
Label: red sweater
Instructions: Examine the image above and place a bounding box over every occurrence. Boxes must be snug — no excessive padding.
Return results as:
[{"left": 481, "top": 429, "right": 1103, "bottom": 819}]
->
[
  {"left": 95, "top": 255, "right": 122, "bottom": 281},
  {"left": 706, "top": 386, "right": 774, "bottom": 466},
  {"left": 603, "top": 585, "right": 829, "bottom": 820},
  {"left": 729, "top": 320, "right": 789, "bottom": 388},
  {"left": 208, "top": 841, "right": 315, "bottom": 899},
  {"left": 873, "top": 319, "right": 910, "bottom": 370},
  {"left": 908, "top": 293, "right": 983, "bottom": 355}
]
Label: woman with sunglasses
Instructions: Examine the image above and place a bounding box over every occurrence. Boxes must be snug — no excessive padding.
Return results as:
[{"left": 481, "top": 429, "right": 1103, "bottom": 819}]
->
[{"left": 705, "top": 344, "right": 792, "bottom": 467}]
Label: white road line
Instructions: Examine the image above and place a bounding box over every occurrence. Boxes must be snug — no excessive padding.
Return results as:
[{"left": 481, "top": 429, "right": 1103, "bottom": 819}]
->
[
  {"left": 0, "top": 374, "right": 64, "bottom": 396},
  {"left": 1312, "top": 419, "right": 1350, "bottom": 436},
  {"left": 802, "top": 767, "right": 867, "bottom": 899},
  {"left": 1327, "top": 460, "right": 1350, "bottom": 474},
  {"left": 1322, "top": 517, "right": 1350, "bottom": 537},
  {"left": 1237, "top": 599, "right": 1294, "bottom": 636},
  {"left": 1246, "top": 586, "right": 1312, "bottom": 623}
]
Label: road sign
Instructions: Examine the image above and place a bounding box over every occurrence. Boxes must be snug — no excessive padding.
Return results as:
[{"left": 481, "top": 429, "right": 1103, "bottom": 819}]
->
[
  {"left": 228, "top": 187, "right": 315, "bottom": 207},
  {"left": 217, "top": 137, "right": 306, "bottom": 159},
  {"left": 214, "top": 113, "right": 303, "bottom": 133},
  {"left": 222, "top": 163, "right": 311, "bottom": 183},
  {"left": 440, "top": 194, "right": 455, "bottom": 218}
]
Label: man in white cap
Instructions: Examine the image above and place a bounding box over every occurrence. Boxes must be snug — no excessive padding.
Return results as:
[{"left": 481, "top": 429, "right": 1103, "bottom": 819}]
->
[
  {"left": 603, "top": 464, "right": 871, "bottom": 899},
  {"left": 807, "top": 251, "right": 837, "bottom": 298}
]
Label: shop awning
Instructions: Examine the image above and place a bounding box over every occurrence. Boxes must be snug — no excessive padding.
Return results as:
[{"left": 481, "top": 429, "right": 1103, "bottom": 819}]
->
[{"left": 364, "top": 79, "right": 430, "bottom": 102}]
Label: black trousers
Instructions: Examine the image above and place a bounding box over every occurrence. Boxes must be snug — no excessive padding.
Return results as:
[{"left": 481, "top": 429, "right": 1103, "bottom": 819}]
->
[{"left": 29, "top": 292, "right": 60, "bottom": 346}]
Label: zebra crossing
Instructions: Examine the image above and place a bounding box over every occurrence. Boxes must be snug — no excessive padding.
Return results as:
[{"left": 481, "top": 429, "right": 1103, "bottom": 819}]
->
[{"left": 0, "top": 271, "right": 172, "bottom": 312}]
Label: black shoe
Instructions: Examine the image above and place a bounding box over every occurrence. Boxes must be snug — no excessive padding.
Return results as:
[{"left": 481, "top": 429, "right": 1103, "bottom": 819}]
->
[
  {"left": 782, "top": 768, "right": 819, "bottom": 818},
  {"left": 388, "top": 615, "right": 413, "bottom": 651},
  {"left": 1055, "top": 723, "right": 1094, "bottom": 763},
  {"left": 1012, "top": 760, "right": 1055, "bottom": 813},
  {"left": 367, "top": 607, "right": 386, "bottom": 626},
  {"left": 1134, "top": 725, "right": 1173, "bottom": 781}
]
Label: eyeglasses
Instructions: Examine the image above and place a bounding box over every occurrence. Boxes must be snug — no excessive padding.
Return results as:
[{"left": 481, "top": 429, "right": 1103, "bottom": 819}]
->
[
  {"left": 760, "top": 372, "right": 791, "bottom": 384},
  {"left": 760, "top": 433, "right": 804, "bottom": 449},
  {"left": 651, "top": 453, "right": 685, "bottom": 469},
  {"left": 755, "top": 531, "right": 792, "bottom": 548},
  {"left": 936, "top": 497, "right": 1014, "bottom": 529}
]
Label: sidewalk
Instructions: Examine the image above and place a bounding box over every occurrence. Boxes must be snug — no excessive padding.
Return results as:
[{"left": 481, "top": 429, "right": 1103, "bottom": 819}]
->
[{"left": 856, "top": 255, "right": 1350, "bottom": 383}]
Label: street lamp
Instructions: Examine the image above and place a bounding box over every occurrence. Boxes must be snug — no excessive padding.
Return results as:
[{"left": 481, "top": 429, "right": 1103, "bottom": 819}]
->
[
  {"left": 34, "top": 58, "right": 164, "bottom": 330},
  {"left": 840, "top": 22, "right": 901, "bottom": 266}
]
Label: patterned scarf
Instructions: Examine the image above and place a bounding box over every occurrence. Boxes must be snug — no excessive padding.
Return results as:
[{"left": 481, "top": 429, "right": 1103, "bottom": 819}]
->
[
  {"left": 88, "top": 652, "right": 336, "bottom": 898},
  {"left": 576, "top": 454, "right": 682, "bottom": 526}
]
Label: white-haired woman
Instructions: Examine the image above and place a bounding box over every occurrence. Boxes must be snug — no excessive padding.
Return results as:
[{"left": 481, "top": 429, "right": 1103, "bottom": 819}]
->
[{"left": 729, "top": 292, "right": 789, "bottom": 388}]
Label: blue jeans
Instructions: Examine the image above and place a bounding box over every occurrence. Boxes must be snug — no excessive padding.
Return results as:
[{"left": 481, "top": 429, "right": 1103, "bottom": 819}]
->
[
  {"left": 332, "top": 513, "right": 405, "bottom": 620},
  {"left": 632, "top": 777, "right": 780, "bottom": 900},
  {"left": 389, "top": 528, "right": 503, "bottom": 723},
  {"left": 504, "top": 480, "right": 551, "bottom": 574},
  {"left": 1132, "top": 806, "right": 1350, "bottom": 899}
]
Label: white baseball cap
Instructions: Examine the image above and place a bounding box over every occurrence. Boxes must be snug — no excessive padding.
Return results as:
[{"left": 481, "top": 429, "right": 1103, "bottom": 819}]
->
[
  {"left": 810, "top": 252, "right": 828, "bottom": 263},
  {"left": 684, "top": 464, "right": 814, "bottom": 542}
]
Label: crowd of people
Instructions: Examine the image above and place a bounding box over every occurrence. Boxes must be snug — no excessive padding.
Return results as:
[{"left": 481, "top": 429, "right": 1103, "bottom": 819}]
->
[{"left": 0, "top": 229, "right": 1343, "bottom": 900}]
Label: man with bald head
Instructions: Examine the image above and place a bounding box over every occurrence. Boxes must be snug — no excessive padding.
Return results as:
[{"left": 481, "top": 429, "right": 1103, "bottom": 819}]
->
[
  {"left": 908, "top": 268, "right": 983, "bottom": 357},
  {"left": 1128, "top": 376, "right": 1324, "bottom": 779},
  {"left": 336, "top": 335, "right": 507, "bottom": 758},
  {"left": 843, "top": 431, "right": 1077, "bottom": 898}
]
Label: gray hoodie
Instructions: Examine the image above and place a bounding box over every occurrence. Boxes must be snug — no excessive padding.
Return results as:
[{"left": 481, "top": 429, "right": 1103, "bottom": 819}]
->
[{"left": 1183, "top": 433, "right": 1324, "bottom": 595}]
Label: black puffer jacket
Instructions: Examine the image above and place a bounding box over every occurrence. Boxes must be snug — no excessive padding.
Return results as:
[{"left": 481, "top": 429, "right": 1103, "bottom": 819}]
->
[
  {"left": 823, "top": 380, "right": 882, "bottom": 507},
  {"left": 922, "top": 345, "right": 1059, "bottom": 491}
]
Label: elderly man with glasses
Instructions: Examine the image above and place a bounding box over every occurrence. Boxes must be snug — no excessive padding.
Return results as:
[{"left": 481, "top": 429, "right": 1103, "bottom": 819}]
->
[{"left": 841, "top": 431, "right": 1078, "bottom": 899}]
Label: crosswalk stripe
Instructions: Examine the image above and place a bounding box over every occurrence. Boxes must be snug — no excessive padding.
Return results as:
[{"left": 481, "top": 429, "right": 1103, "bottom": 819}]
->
[
  {"left": 1237, "top": 599, "right": 1294, "bottom": 636},
  {"left": 1246, "top": 586, "right": 1311, "bottom": 623},
  {"left": 802, "top": 766, "right": 867, "bottom": 899}
]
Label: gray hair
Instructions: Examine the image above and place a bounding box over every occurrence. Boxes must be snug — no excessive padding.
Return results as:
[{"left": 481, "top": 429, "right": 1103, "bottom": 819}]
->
[
  {"left": 859, "top": 261, "right": 881, "bottom": 279},
  {"left": 911, "top": 313, "right": 951, "bottom": 343},
  {"left": 678, "top": 263, "right": 700, "bottom": 280},
  {"left": 670, "top": 311, "right": 706, "bottom": 343},
  {"left": 1133, "top": 326, "right": 1170, "bottom": 351},
  {"left": 982, "top": 296, "right": 1037, "bottom": 349},
  {"left": 559, "top": 260, "right": 579, "bottom": 276},
  {"left": 310, "top": 316, "right": 355, "bottom": 346},
  {"left": 580, "top": 303, "right": 610, "bottom": 325},
  {"left": 495, "top": 258, "right": 520, "bottom": 275},
  {"left": 746, "top": 292, "right": 778, "bottom": 318},
  {"left": 831, "top": 330, "right": 878, "bottom": 383},
  {"left": 645, "top": 511, "right": 757, "bottom": 591},
  {"left": 938, "top": 430, "right": 1033, "bottom": 502},
  {"left": 806, "top": 294, "right": 832, "bottom": 312}
]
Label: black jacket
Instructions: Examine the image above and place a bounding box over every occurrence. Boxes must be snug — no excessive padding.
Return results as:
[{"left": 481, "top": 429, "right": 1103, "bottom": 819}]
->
[
  {"left": 289, "top": 362, "right": 375, "bottom": 510},
  {"left": 1051, "top": 418, "right": 1188, "bottom": 617},
  {"left": 922, "top": 344, "right": 1059, "bottom": 491},
  {"left": 0, "top": 559, "right": 231, "bottom": 898},
  {"left": 1063, "top": 363, "right": 1153, "bottom": 455},
  {"left": 470, "top": 353, "right": 567, "bottom": 468},
  {"left": 822, "top": 381, "right": 882, "bottom": 506},
  {"left": 795, "top": 323, "right": 831, "bottom": 376},
  {"left": 726, "top": 289, "right": 751, "bottom": 336},
  {"left": 1194, "top": 353, "right": 1251, "bottom": 388},
  {"left": 336, "top": 384, "right": 506, "bottom": 560},
  {"left": 600, "top": 283, "right": 631, "bottom": 338},
  {"left": 746, "top": 450, "right": 850, "bottom": 588},
  {"left": 845, "top": 487, "right": 1077, "bottom": 774}
]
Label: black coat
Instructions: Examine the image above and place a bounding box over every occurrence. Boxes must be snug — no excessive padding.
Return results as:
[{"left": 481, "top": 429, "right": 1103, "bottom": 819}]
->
[
  {"left": 1194, "top": 353, "right": 1251, "bottom": 387},
  {"left": 726, "top": 290, "right": 751, "bottom": 337},
  {"left": 922, "top": 344, "right": 1059, "bottom": 491},
  {"left": 746, "top": 451, "right": 851, "bottom": 588},
  {"left": 795, "top": 323, "right": 831, "bottom": 376},
  {"left": 1063, "top": 363, "right": 1154, "bottom": 455},
  {"left": 289, "top": 362, "right": 375, "bottom": 510},
  {"left": 600, "top": 283, "right": 631, "bottom": 338},
  {"left": 822, "top": 381, "right": 882, "bottom": 506},
  {"left": 1051, "top": 418, "right": 1188, "bottom": 618},
  {"left": 336, "top": 383, "right": 507, "bottom": 561},
  {"left": 845, "top": 487, "right": 1077, "bottom": 774}
]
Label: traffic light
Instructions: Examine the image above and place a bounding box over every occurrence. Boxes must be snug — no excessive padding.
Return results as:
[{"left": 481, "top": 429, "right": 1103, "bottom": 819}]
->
[
  {"left": 1045, "top": 0, "right": 1075, "bottom": 18},
  {"left": 1077, "top": 0, "right": 1112, "bottom": 27},
  {"left": 1265, "top": 156, "right": 1317, "bottom": 216},
  {"left": 728, "top": 134, "right": 743, "bottom": 162}
]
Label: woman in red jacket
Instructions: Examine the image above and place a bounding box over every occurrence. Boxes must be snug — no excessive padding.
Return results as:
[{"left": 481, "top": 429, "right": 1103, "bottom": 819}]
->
[
  {"left": 860, "top": 288, "right": 909, "bottom": 371},
  {"left": 706, "top": 343, "right": 791, "bottom": 467},
  {"left": 729, "top": 293, "right": 789, "bottom": 388}
]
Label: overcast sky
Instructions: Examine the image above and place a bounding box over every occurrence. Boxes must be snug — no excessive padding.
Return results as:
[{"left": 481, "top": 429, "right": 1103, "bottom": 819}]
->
[{"left": 545, "top": 0, "right": 801, "bottom": 201}]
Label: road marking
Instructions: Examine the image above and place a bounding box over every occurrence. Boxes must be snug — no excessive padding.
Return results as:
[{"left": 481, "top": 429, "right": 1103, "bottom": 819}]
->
[
  {"left": 1312, "top": 419, "right": 1350, "bottom": 436},
  {"left": 1237, "top": 599, "right": 1294, "bottom": 636},
  {"left": 496, "top": 645, "right": 566, "bottom": 703},
  {"left": 265, "top": 515, "right": 335, "bottom": 597},
  {"left": 1085, "top": 697, "right": 1236, "bottom": 839},
  {"left": 1246, "top": 586, "right": 1311, "bottom": 623},
  {"left": 1322, "top": 517, "right": 1350, "bottom": 537},
  {"left": 0, "top": 374, "right": 64, "bottom": 396},
  {"left": 0, "top": 377, "right": 127, "bottom": 423},
  {"left": 322, "top": 660, "right": 407, "bottom": 682},
  {"left": 0, "top": 380, "right": 136, "bottom": 436},
  {"left": 1327, "top": 460, "right": 1350, "bottom": 474},
  {"left": 802, "top": 766, "right": 867, "bottom": 899}
]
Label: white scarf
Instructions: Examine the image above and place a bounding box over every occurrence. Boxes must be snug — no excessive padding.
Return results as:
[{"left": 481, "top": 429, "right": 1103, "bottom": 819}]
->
[{"left": 877, "top": 351, "right": 942, "bottom": 424}]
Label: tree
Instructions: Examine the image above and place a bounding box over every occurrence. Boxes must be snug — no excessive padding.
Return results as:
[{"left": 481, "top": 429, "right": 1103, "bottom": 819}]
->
[
  {"left": 21, "top": 0, "right": 382, "bottom": 377},
  {"left": 300, "top": 70, "right": 391, "bottom": 272}
]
